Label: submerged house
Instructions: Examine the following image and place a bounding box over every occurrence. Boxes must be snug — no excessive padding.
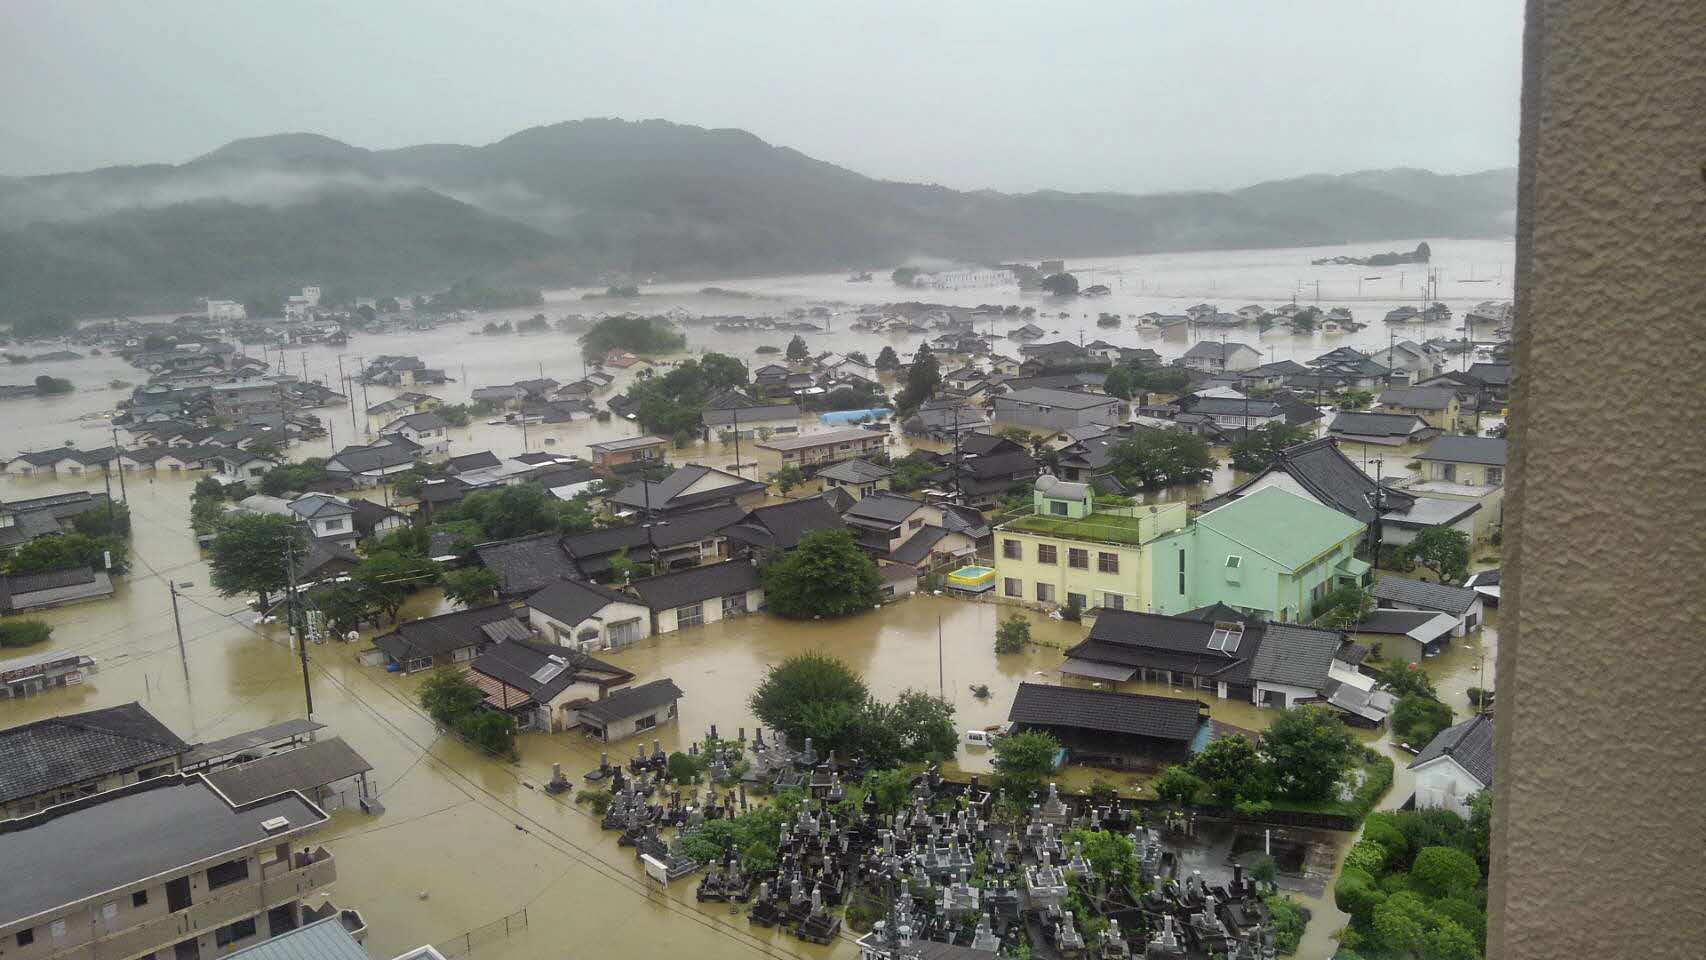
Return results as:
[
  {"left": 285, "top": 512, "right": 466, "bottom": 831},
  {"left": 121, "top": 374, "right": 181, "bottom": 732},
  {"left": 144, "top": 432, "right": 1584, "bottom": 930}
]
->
[
  {"left": 525, "top": 578, "right": 653, "bottom": 651},
  {"left": 0, "top": 703, "right": 187, "bottom": 818},
  {"left": 625, "top": 560, "right": 765, "bottom": 634},
  {"left": 576, "top": 678, "right": 684, "bottom": 743},
  {"left": 1407, "top": 713, "right": 1495, "bottom": 816},
  {"left": 371, "top": 604, "right": 529, "bottom": 673},
  {"left": 467, "top": 639, "right": 635, "bottom": 732},
  {"left": 1006, "top": 682, "right": 1206, "bottom": 769}
]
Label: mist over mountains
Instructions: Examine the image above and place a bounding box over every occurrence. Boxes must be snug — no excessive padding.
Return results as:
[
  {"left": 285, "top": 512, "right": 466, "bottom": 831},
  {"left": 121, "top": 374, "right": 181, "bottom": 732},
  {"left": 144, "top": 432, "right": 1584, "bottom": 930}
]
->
[{"left": 0, "top": 118, "right": 1515, "bottom": 317}]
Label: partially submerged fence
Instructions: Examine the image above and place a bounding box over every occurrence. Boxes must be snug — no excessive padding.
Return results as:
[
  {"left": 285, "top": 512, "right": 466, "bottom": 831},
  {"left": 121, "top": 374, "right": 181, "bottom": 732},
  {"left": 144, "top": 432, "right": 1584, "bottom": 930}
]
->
[{"left": 439, "top": 908, "right": 529, "bottom": 957}]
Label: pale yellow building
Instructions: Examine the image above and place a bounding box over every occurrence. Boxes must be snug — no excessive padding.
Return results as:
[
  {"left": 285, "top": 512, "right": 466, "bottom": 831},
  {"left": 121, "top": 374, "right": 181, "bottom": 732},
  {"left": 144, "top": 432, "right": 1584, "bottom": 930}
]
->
[{"left": 992, "top": 475, "right": 1188, "bottom": 613}]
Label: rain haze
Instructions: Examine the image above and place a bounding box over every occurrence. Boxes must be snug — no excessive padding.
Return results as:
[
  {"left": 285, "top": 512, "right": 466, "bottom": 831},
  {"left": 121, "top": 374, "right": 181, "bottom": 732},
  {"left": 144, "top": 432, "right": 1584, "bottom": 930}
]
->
[{"left": 1, "top": 0, "right": 1522, "bottom": 191}]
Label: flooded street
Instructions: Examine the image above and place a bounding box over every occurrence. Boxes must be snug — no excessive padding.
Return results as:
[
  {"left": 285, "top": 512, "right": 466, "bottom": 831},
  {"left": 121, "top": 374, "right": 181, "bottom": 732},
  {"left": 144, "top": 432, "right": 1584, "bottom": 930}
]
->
[{"left": 1, "top": 239, "right": 1506, "bottom": 959}]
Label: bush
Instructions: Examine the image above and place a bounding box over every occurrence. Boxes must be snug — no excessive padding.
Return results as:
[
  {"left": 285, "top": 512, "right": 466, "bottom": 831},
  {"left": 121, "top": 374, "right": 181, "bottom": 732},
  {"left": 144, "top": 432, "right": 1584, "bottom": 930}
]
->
[
  {"left": 1392, "top": 694, "right": 1455, "bottom": 748},
  {"left": 575, "top": 788, "right": 613, "bottom": 815},
  {"left": 1263, "top": 894, "right": 1305, "bottom": 955},
  {"left": 1411, "top": 846, "right": 1481, "bottom": 900},
  {"left": 1153, "top": 765, "right": 1204, "bottom": 806},
  {"left": 1361, "top": 814, "right": 1409, "bottom": 862},
  {"left": 1344, "top": 839, "right": 1388, "bottom": 875},
  {"left": 0, "top": 620, "right": 53, "bottom": 648},
  {"left": 1334, "top": 866, "right": 1385, "bottom": 922},
  {"left": 994, "top": 613, "right": 1031, "bottom": 654},
  {"left": 1346, "top": 749, "right": 1395, "bottom": 819},
  {"left": 992, "top": 730, "right": 1061, "bottom": 796},
  {"left": 667, "top": 751, "right": 704, "bottom": 784}
]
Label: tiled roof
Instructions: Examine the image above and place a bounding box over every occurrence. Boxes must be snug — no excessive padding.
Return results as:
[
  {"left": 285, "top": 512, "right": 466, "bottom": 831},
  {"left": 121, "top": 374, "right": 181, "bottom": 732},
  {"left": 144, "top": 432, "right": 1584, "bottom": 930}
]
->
[
  {"left": 1417, "top": 435, "right": 1508, "bottom": 467},
  {"left": 1247, "top": 624, "right": 1342, "bottom": 689},
  {"left": 1329, "top": 412, "right": 1430, "bottom": 438},
  {"left": 1378, "top": 387, "right": 1455, "bottom": 411},
  {"left": 627, "top": 560, "right": 760, "bottom": 611},
  {"left": 525, "top": 579, "right": 635, "bottom": 627},
  {"left": 1007, "top": 682, "right": 1202, "bottom": 743},
  {"left": 889, "top": 525, "right": 952, "bottom": 565},
  {"left": 470, "top": 639, "right": 631, "bottom": 703},
  {"left": 474, "top": 532, "right": 581, "bottom": 595},
  {"left": 725, "top": 497, "right": 846, "bottom": 550},
  {"left": 578, "top": 678, "right": 683, "bottom": 725},
  {"left": 0, "top": 703, "right": 188, "bottom": 805},
  {"left": 205, "top": 737, "right": 372, "bottom": 805},
  {"left": 844, "top": 492, "right": 926, "bottom": 524},
  {"left": 998, "top": 387, "right": 1119, "bottom": 411},
  {"left": 373, "top": 604, "right": 521, "bottom": 661},
  {"left": 1407, "top": 713, "right": 1495, "bottom": 786},
  {"left": 1369, "top": 576, "right": 1480, "bottom": 616},
  {"left": 817, "top": 458, "right": 894, "bottom": 484}
]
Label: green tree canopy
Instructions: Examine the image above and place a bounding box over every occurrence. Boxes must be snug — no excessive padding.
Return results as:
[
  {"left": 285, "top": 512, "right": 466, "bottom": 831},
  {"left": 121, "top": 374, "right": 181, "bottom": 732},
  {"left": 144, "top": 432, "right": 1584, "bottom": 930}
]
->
[
  {"left": 1404, "top": 526, "right": 1471, "bottom": 584},
  {"left": 0, "top": 620, "right": 53, "bottom": 648},
  {"left": 1228, "top": 421, "right": 1313, "bottom": 472},
  {"left": 1188, "top": 733, "right": 1269, "bottom": 804},
  {"left": 1153, "top": 765, "right": 1204, "bottom": 806},
  {"left": 749, "top": 652, "right": 869, "bottom": 745},
  {"left": 785, "top": 335, "right": 810, "bottom": 361},
  {"left": 874, "top": 345, "right": 900, "bottom": 371},
  {"left": 1040, "top": 272, "right": 1080, "bottom": 296},
  {"left": 992, "top": 730, "right": 1061, "bottom": 795},
  {"left": 207, "top": 513, "right": 305, "bottom": 609},
  {"left": 6, "top": 530, "right": 128, "bottom": 576},
  {"left": 1261, "top": 705, "right": 1359, "bottom": 802},
  {"left": 1392, "top": 694, "right": 1456, "bottom": 749},
  {"left": 1107, "top": 430, "right": 1216, "bottom": 490},
  {"left": 759, "top": 528, "right": 881, "bottom": 619},
  {"left": 441, "top": 567, "right": 500, "bottom": 607},
  {"left": 894, "top": 343, "right": 941, "bottom": 416},
  {"left": 354, "top": 550, "right": 440, "bottom": 623},
  {"left": 994, "top": 613, "right": 1032, "bottom": 654},
  {"left": 771, "top": 463, "right": 805, "bottom": 495}
]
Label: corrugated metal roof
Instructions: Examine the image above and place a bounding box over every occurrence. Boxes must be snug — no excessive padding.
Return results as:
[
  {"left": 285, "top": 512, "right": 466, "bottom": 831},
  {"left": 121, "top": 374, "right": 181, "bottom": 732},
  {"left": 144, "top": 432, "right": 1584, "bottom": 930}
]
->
[{"left": 221, "top": 916, "right": 368, "bottom": 960}]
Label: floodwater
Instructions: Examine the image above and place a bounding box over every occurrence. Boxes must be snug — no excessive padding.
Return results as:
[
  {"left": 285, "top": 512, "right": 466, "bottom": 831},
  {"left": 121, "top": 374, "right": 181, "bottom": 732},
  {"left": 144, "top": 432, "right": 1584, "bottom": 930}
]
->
[{"left": 0, "top": 237, "right": 1507, "bottom": 958}]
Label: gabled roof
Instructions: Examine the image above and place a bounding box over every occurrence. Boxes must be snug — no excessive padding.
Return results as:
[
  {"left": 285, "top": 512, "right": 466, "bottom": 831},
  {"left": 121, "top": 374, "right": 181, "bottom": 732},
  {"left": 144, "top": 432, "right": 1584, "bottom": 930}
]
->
[
  {"left": 627, "top": 560, "right": 761, "bottom": 611},
  {"left": 1353, "top": 609, "right": 1459, "bottom": 643},
  {"left": 607, "top": 464, "right": 767, "bottom": 512},
  {"left": 0, "top": 703, "right": 188, "bottom": 805},
  {"left": 1329, "top": 412, "right": 1431, "bottom": 438},
  {"left": 844, "top": 492, "right": 927, "bottom": 525},
  {"left": 1184, "top": 396, "right": 1285, "bottom": 418},
  {"left": 578, "top": 678, "right": 684, "bottom": 724},
  {"left": 1378, "top": 387, "right": 1455, "bottom": 411},
  {"left": 288, "top": 493, "right": 354, "bottom": 520},
  {"left": 1193, "top": 487, "right": 1366, "bottom": 570},
  {"left": 1008, "top": 682, "right": 1202, "bottom": 743},
  {"left": 1417, "top": 435, "right": 1508, "bottom": 467},
  {"left": 817, "top": 458, "right": 894, "bottom": 484},
  {"left": 525, "top": 578, "right": 638, "bottom": 626},
  {"left": 725, "top": 497, "right": 846, "bottom": 551},
  {"left": 1183, "top": 341, "right": 1259, "bottom": 359},
  {"left": 470, "top": 638, "right": 632, "bottom": 704},
  {"left": 560, "top": 504, "right": 747, "bottom": 573},
  {"left": 1200, "top": 437, "right": 1414, "bottom": 525},
  {"left": 474, "top": 532, "right": 582, "bottom": 595},
  {"left": 1369, "top": 576, "right": 1480, "bottom": 616},
  {"left": 373, "top": 604, "right": 522, "bottom": 661},
  {"left": 326, "top": 436, "right": 422, "bottom": 473},
  {"left": 1247, "top": 623, "right": 1343, "bottom": 689},
  {"left": 204, "top": 737, "right": 373, "bottom": 805},
  {"left": 889, "top": 525, "right": 954, "bottom": 565},
  {"left": 998, "top": 387, "right": 1119, "bottom": 411},
  {"left": 1407, "top": 713, "right": 1495, "bottom": 787},
  {"left": 382, "top": 411, "right": 447, "bottom": 432}
]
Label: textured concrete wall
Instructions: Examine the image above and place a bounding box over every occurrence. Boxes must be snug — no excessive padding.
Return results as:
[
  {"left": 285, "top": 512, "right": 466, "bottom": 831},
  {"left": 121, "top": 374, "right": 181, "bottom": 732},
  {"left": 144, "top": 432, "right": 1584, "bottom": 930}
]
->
[{"left": 1491, "top": 2, "right": 1706, "bottom": 956}]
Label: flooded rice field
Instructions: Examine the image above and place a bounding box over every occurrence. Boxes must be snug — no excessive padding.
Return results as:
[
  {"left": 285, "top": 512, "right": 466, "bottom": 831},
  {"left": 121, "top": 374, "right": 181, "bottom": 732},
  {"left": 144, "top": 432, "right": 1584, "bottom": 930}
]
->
[{"left": 0, "top": 239, "right": 1505, "bottom": 958}]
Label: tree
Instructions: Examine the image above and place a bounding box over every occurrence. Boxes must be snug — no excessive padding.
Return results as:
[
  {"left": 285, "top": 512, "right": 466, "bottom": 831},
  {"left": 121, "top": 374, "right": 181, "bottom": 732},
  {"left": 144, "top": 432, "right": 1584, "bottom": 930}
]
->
[
  {"left": 0, "top": 620, "right": 53, "bottom": 648},
  {"left": 259, "top": 458, "right": 331, "bottom": 497},
  {"left": 442, "top": 567, "right": 500, "bottom": 607},
  {"left": 34, "top": 375, "right": 73, "bottom": 394},
  {"left": 1422, "top": 920, "right": 1480, "bottom": 960},
  {"left": 1392, "top": 694, "right": 1455, "bottom": 748},
  {"left": 1263, "top": 894, "right": 1305, "bottom": 955},
  {"left": 315, "top": 582, "right": 375, "bottom": 635},
  {"left": 1153, "top": 765, "right": 1203, "bottom": 806},
  {"left": 992, "top": 730, "right": 1061, "bottom": 795},
  {"left": 456, "top": 709, "right": 517, "bottom": 758},
  {"left": 785, "top": 335, "right": 810, "bottom": 362},
  {"left": 750, "top": 653, "right": 869, "bottom": 746},
  {"left": 207, "top": 511, "right": 305, "bottom": 607},
  {"left": 894, "top": 343, "right": 941, "bottom": 416},
  {"left": 888, "top": 452, "right": 939, "bottom": 493},
  {"left": 1260, "top": 705, "right": 1358, "bottom": 802},
  {"left": 874, "top": 345, "right": 900, "bottom": 371},
  {"left": 771, "top": 463, "right": 806, "bottom": 496},
  {"left": 1107, "top": 430, "right": 1216, "bottom": 490},
  {"left": 1063, "top": 829, "right": 1138, "bottom": 887},
  {"left": 1188, "top": 733, "right": 1269, "bottom": 804},
  {"left": 1411, "top": 846, "right": 1481, "bottom": 900},
  {"left": 1228, "top": 422, "right": 1312, "bottom": 472},
  {"left": 1405, "top": 526, "right": 1471, "bottom": 584},
  {"left": 1370, "top": 892, "right": 1432, "bottom": 957},
  {"left": 1040, "top": 272, "right": 1080, "bottom": 296},
  {"left": 994, "top": 613, "right": 1031, "bottom": 654},
  {"left": 1377, "top": 660, "right": 1438, "bottom": 697},
  {"left": 443, "top": 484, "right": 562, "bottom": 541},
  {"left": 697, "top": 352, "right": 749, "bottom": 387},
  {"left": 1316, "top": 582, "right": 1373, "bottom": 625},
  {"left": 845, "top": 350, "right": 869, "bottom": 365},
  {"left": 7, "top": 531, "right": 128, "bottom": 575},
  {"left": 354, "top": 551, "right": 439, "bottom": 623},
  {"left": 759, "top": 529, "right": 881, "bottom": 619},
  {"left": 419, "top": 668, "right": 486, "bottom": 726},
  {"left": 890, "top": 689, "right": 958, "bottom": 761},
  {"left": 1467, "top": 789, "right": 1493, "bottom": 874},
  {"left": 864, "top": 769, "right": 912, "bottom": 813}
]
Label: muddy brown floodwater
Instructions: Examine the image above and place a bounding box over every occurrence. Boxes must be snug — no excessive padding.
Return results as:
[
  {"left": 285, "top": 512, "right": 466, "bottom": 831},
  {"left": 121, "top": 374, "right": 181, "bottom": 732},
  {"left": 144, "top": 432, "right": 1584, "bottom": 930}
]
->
[{"left": 1, "top": 244, "right": 1505, "bottom": 958}]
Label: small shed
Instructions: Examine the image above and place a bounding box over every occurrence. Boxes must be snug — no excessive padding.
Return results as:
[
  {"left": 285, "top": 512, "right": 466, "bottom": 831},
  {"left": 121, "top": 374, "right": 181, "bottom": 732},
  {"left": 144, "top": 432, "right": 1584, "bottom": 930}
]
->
[{"left": 575, "top": 678, "right": 684, "bottom": 743}]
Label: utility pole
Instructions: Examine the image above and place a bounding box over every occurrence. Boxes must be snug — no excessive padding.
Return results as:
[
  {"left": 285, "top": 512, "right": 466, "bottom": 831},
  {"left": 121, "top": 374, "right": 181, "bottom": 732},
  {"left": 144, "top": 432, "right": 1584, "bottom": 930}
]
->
[
  {"left": 109, "top": 424, "right": 127, "bottom": 502},
  {"left": 169, "top": 580, "right": 189, "bottom": 673},
  {"left": 101, "top": 461, "right": 115, "bottom": 523},
  {"left": 284, "top": 541, "right": 313, "bottom": 717},
  {"left": 1371, "top": 458, "right": 1385, "bottom": 561},
  {"left": 937, "top": 615, "right": 945, "bottom": 700}
]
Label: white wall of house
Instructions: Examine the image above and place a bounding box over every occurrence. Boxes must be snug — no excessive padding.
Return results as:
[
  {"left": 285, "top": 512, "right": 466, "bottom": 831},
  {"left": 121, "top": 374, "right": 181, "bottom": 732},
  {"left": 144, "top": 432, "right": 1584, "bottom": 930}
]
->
[
  {"left": 652, "top": 587, "right": 765, "bottom": 634},
  {"left": 1253, "top": 680, "right": 1319, "bottom": 709},
  {"left": 528, "top": 601, "right": 653, "bottom": 651},
  {"left": 1377, "top": 596, "right": 1485, "bottom": 636},
  {"left": 1411, "top": 758, "right": 1485, "bottom": 818}
]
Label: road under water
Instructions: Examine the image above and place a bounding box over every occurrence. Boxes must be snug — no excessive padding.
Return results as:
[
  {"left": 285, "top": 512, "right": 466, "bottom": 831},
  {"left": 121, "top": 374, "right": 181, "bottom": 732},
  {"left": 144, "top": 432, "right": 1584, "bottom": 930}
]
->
[{"left": 0, "top": 239, "right": 1507, "bottom": 958}]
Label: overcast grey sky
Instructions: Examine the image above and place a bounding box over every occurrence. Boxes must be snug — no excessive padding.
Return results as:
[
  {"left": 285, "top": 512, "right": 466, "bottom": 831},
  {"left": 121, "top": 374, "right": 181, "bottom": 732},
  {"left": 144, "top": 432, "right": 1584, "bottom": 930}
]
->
[{"left": 0, "top": 0, "right": 1524, "bottom": 193}]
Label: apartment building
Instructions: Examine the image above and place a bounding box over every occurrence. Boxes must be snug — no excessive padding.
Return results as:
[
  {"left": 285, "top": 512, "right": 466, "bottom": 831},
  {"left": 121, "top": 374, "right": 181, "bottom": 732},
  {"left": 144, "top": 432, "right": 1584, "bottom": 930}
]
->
[
  {"left": 0, "top": 774, "right": 353, "bottom": 960},
  {"left": 993, "top": 475, "right": 1188, "bottom": 613},
  {"left": 753, "top": 427, "right": 887, "bottom": 473},
  {"left": 209, "top": 381, "right": 286, "bottom": 430}
]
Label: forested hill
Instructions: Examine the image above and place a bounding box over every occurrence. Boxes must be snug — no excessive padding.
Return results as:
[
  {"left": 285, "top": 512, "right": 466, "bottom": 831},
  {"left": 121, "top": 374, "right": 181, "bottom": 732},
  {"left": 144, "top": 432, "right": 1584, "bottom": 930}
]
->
[{"left": 0, "top": 118, "right": 1515, "bottom": 317}]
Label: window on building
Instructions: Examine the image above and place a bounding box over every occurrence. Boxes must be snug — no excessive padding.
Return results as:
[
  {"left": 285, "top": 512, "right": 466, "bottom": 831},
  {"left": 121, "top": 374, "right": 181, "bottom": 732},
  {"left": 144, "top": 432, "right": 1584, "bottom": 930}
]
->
[
  {"left": 1178, "top": 549, "right": 1187, "bottom": 595},
  {"left": 909, "top": 517, "right": 923, "bottom": 530},
  {"left": 325, "top": 518, "right": 344, "bottom": 530},
  {"left": 677, "top": 603, "right": 704, "bottom": 628},
  {"left": 1440, "top": 463, "right": 1457, "bottom": 481},
  {"left": 1002, "top": 539, "right": 1021, "bottom": 559},
  {"left": 17, "top": 930, "right": 34, "bottom": 947},
  {"left": 635, "top": 713, "right": 659, "bottom": 731},
  {"left": 1004, "top": 578, "right": 1022, "bottom": 598},
  {"left": 1049, "top": 499, "right": 1068, "bottom": 516},
  {"left": 206, "top": 857, "right": 250, "bottom": 890},
  {"left": 215, "top": 917, "right": 257, "bottom": 947},
  {"left": 1098, "top": 552, "right": 1119, "bottom": 573},
  {"left": 1486, "top": 466, "right": 1503, "bottom": 485},
  {"left": 133, "top": 890, "right": 149, "bottom": 908},
  {"left": 1037, "top": 544, "right": 1057, "bottom": 564},
  {"left": 1103, "top": 592, "right": 1124, "bottom": 610},
  {"left": 1068, "top": 548, "right": 1088, "bottom": 569},
  {"left": 1067, "top": 592, "right": 1086, "bottom": 610},
  {"left": 1036, "top": 583, "right": 1056, "bottom": 603}
]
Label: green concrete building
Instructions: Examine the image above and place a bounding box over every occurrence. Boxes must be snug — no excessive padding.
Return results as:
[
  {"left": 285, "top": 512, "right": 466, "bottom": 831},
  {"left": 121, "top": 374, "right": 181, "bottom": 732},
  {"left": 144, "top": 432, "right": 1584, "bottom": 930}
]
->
[{"left": 1149, "top": 486, "right": 1368, "bottom": 622}]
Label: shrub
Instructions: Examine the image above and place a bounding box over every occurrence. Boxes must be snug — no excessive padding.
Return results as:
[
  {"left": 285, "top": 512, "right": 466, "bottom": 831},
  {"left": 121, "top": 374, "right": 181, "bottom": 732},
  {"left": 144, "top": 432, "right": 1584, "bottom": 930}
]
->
[
  {"left": 994, "top": 613, "right": 1031, "bottom": 654},
  {"left": 1343, "top": 839, "right": 1387, "bottom": 875},
  {"left": 1392, "top": 694, "right": 1455, "bottom": 748},
  {"left": 1411, "top": 846, "right": 1481, "bottom": 900},
  {"left": 1346, "top": 749, "right": 1395, "bottom": 819},
  {"left": 667, "top": 751, "right": 704, "bottom": 784},
  {"left": 1263, "top": 894, "right": 1305, "bottom": 955},
  {"left": 1334, "top": 866, "right": 1385, "bottom": 922},
  {"left": 0, "top": 620, "right": 53, "bottom": 648},
  {"left": 1153, "top": 765, "right": 1204, "bottom": 806},
  {"left": 575, "top": 788, "right": 613, "bottom": 815},
  {"left": 1361, "top": 814, "right": 1409, "bottom": 862}
]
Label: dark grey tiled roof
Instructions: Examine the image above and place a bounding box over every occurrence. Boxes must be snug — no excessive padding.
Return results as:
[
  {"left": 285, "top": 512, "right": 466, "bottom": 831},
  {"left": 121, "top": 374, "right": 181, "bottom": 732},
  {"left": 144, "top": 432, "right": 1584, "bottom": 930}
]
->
[
  {"left": 578, "top": 678, "right": 684, "bottom": 724},
  {"left": 817, "top": 458, "right": 893, "bottom": 483},
  {"left": 327, "top": 436, "right": 422, "bottom": 473},
  {"left": 889, "top": 525, "right": 952, "bottom": 565},
  {"left": 1407, "top": 713, "right": 1495, "bottom": 787},
  {"left": 205, "top": 737, "right": 372, "bottom": 805},
  {"left": 0, "top": 703, "right": 188, "bottom": 805},
  {"left": 373, "top": 604, "right": 520, "bottom": 661},
  {"left": 471, "top": 639, "right": 631, "bottom": 703},
  {"left": 1202, "top": 437, "right": 1414, "bottom": 525},
  {"left": 526, "top": 579, "right": 635, "bottom": 626},
  {"left": 1007, "top": 682, "right": 1202, "bottom": 743},
  {"left": 474, "top": 533, "right": 581, "bottom": 595},
  {"left": 1355, "top": 609, "right": 1453, "bottom": 636},
  {"left": 1185, "top": 396, "right": 1284, "bottom": 418},
  {"left": 1329, "top": 412, "right": 1429, "bottom": 438},
  {"left": 844, "top": 492, "right": 926, "bottom": 524},
  {"left": 445, "top": 450, "right": 503, "bottom": 473},
  {"left": 628, "top": 560, "right": 761, "bottom": 611},
  {"left": 608, "top": 465, "right": 766, "bottom": 512},
  {"left": 998, "top": 387, "right": 1119, "bottom": 411},
  {"left": 1417, "top": 435, "right": 1508, "bottom": 466},
  {"left": 1247, "top": 624, "right": 1342, "bottom": 689},
  {"left": 725, "top": 497, "right": 846, "bottom": 550},
  {"left": 1378, "top": 387, "right": 1455, "bottom": 411},
  {"left": 1370, "top": 576, "right": 1480, "bottom": 616}
]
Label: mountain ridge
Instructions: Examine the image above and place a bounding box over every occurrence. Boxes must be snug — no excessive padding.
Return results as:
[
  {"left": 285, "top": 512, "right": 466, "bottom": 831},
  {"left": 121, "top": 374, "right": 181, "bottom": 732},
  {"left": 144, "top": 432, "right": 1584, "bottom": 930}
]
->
[{"left": 0, "top": 118, "right": 1515, "bottom": 317}]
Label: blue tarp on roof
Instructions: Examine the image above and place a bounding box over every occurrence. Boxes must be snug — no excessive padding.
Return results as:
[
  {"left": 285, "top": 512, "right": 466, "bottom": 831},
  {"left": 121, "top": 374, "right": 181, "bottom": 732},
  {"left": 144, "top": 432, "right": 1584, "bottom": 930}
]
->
[{"left": 818, "top": 408, "right": 892, "bottom": 425}]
